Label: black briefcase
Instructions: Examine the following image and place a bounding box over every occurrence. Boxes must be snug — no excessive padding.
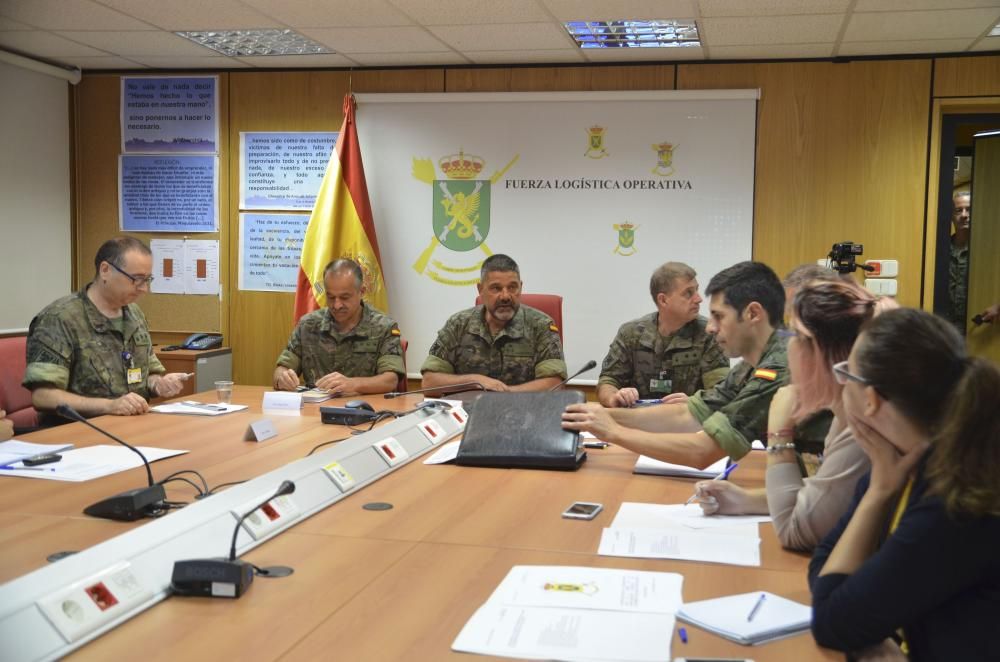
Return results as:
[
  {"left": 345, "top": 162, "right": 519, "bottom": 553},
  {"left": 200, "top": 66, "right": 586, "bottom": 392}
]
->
[{"left": 456, "top": 391, "right": 587, "bottom": 470}]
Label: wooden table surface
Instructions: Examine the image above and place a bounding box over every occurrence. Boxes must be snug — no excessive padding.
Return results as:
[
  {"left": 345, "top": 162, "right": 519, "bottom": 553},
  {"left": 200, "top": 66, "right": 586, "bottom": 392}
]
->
[{"left": 0, "top": 387, "right": 839, "bottom": 661}]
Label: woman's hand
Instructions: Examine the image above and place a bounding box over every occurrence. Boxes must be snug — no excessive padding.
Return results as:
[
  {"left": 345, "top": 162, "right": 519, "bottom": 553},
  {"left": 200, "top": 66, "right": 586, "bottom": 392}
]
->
[{"left": 849, "top": 413, "right": 929, "bottom": 498}]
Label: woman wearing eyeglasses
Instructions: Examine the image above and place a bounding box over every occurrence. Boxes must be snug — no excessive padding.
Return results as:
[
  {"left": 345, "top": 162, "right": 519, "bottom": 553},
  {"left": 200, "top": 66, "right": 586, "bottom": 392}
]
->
[
  {"left": 694, "top": 279, "right": 895, "bottom": 551},
  {"left": 810, "top": 308, "right": 1000, "bottom": 660}
]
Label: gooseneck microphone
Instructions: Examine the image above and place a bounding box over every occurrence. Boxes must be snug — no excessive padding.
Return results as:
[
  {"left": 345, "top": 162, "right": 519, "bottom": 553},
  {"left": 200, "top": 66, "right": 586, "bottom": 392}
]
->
[
  {"left": 56, "top": 403, "right": 166, "bottom": 521},
  {"left": 383, "top": 381, "right": 487, "bottom": 399},
  {"left": 548, "top": 360, "right": 598, "bottom": 391},
  {"left": 172, "top": 480, "right": 297, "bottom": 599}
]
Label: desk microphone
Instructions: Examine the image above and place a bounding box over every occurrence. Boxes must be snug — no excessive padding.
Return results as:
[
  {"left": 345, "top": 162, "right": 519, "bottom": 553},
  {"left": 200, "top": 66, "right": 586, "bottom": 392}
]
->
[
  {"left": 172, "top": 480, "right": 296, "bottom": 599},
  {"left": 383, "top": 382, "right": 487, "bottom": 399},
  {"left": 548, "top": 360, "right": 597, "bottom": 391},
  {"left": 56, "top": 403, "right": 166, "bottom": 521}
]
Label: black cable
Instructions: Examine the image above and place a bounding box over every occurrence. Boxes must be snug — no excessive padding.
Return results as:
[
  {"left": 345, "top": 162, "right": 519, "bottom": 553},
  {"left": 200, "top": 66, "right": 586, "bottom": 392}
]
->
[
  {"left": 158, "top": 469, "right": 209, "bottom": 494},
  {"left": 158, "top": 476, "right": 205, "bottom": 496},
  {"left": 202, "top": 479, "right": 248, "bottom": 496},
  {"left": 306, "top": 436, "right": 349, "bottom": 456}
]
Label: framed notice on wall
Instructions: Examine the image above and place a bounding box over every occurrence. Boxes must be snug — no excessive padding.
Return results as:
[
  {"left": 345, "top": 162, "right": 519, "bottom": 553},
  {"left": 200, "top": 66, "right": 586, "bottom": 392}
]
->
[
  {"left": 238, "top": 213, "right": 310, "bottom": 292},
  {"left": 240, "top": 132, "right": 337, "bottom": 210},
  {"left": 119, "top": 155, "right": 218, "bottom": 232},
  {"left": 121, "top": 76, "right": 218, "bottom": 153}
]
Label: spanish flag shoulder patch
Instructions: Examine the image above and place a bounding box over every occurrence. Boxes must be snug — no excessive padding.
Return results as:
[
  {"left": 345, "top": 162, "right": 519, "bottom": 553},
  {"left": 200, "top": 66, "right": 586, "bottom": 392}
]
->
[
  {"left": 390, "top": 328, "right": 401, "bottom": 336},
  {"left": 549, "top": 324, "right": 560, "bottom": 333},
  {"left": 754, "top": 368, "right": 778, "bottom": 381}
]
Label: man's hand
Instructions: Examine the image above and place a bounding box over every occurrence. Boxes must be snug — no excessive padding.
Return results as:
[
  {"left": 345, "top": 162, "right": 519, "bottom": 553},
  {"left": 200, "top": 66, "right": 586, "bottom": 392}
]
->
[
  {"left": 0, "top": 410, "right": 13, "bottom": 441},
  {"left": 273, "top": 366, "right": 300, "bottom": 391},
  {"left": 150, "top": 373, "right": 188, "bottom": 399},
  {"left": 981, "top": 303, "right": 1000, "bottom": 324},
  {"left": 562, "top": 402, "right": 621, "bottom": 442},
  {"left": 315, "top": 372, "right": 358, "bottom": 395},
  {"left": 611, "top": 387, "right": 639, "bottom": 407},
  {"left": 107, "top": 393, "right": 149, "bottom": 416},
  {"left": 475, "top": 376, "right": 510, "bottom": 392},
  {"left": 660, "top": 392, "right": 689, "bottom": 405}
]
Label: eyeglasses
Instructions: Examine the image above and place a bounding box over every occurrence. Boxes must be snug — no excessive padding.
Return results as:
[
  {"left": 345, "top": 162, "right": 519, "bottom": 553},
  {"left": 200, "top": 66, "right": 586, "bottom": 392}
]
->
[
  {"left": 108, "top": 261, "right": 154, "bottom": 287},
  {"left": 832, "top": 360, "right": 870, "bottom": 386}
]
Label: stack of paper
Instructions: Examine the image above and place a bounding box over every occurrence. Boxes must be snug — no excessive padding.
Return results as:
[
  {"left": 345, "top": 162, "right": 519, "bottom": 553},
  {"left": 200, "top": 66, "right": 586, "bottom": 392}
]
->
[
  {"left": 677, "top": 591, "right": 812, "bottom": 645},
  {"left": 633, "top": 454, "right": 729, "bottom": 479},
  {"left": 0, "top": 440, "right": 74, "bottom": 468},
  {"left": 0, "top": 445, "right": 187, "bottom": 481},
  {"left": 298, "top": 389, "right": 333, "bottom": 404},
  {"left": 151, "top": 402, "right": 248, "bottom": 416},
  {"left": 453, "top": 565, "right": 683, "bottom": 662}
]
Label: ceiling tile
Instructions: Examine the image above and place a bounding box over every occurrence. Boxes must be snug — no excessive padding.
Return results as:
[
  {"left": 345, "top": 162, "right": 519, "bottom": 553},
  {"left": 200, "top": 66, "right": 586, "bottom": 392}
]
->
[
  {"left": 0, "top": 0, "right": 153, "bottom": 31},
  {"left": 0, "top": 17, "right": 34, "bottom": 30},
  {"left": 854, "top": 0, "right": 1000, "bottom": 11},
  {"left": 699, "top": 0, "right": 851, "bottom": 17},
  {"left": 541, "top": 0, "right": 697, "bottom": 22},
  {"left": 843, "top": 8, "right": 1000, "bottom": 41},
  {"left": 708, "top": 43, "right": 834, "bottom": 58},
  {"left": 56, "top": 30, "right": 216, "bottom": 56},
  {"left": 466, "top": 48, "right": 586, "bottom": 64},
  {"left": 126, "top": 55, "right": 251, "bottom": 68},
  {"left": 701, "top": 14, "right": 843, "bottom": 45},
  {"left": 235, "top": 53, "right": 360, "bottom": 68},
  {"left": 838, "top": 38, "right": 974, "bottom": 55},
  {"left": 97, "top": 0, "right": 281, "bottom": 31},
  {"left": 582, "top": 45, "right": 705, "bottom": 61},
  {"left": 970, "top": 36, "right": 1000, "bottom": 50},
  {"left": 389, "top": 0, "right": 550, "bottom": 24},
  {"left": 240, "top": 0, "right": 412, "bottom": 28},
  {"left": 301, "top": 26, "right": 448, "bottom": 52},
  {"left": 428, "top": 22, "right": 570, "bottom": 51},
  {"left": 0, "top": 31, "right": 107, "bottom": 56},
  {"left": 348, "top": 51, "right": 469, "bottom": 66},
  {"left": 57, "top": 55, "right": 147, "bottom": 69}
]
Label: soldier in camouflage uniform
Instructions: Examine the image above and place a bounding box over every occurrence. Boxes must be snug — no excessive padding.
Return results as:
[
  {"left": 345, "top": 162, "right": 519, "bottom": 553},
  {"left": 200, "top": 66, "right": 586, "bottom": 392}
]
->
[
  {"left": 947, "top": 191, "right": 970, "bottom": 332},
  {"left": 274, "top": 259, "right": 403, "bottom": 395},
  {"left": 421, "top": 254, "right": 567, "bottom": 392},
  {"left": 598, "top": 262, "right": 728, "bottom": 407},
  {"left": 23, "top": 237, "right": 189, "bottom": 422},
  {"left": 564, "top": 262, "right": 795, "bottom": 467}
]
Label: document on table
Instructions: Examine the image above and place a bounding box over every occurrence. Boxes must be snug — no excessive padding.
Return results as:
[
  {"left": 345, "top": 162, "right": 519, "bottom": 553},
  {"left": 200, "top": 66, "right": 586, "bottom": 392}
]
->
[
  {"left": 151, "top": 402, "right": 248, "bottom": 416},
  {"left": 633, "top": 454, "right": 729, "bottom": 479},
  {"left": 598, "top": 527, "right": 761, "bottom": 567},
  {"left": 612, "top": 502, "right": 771, "bottom": 532},
  {"left": 0, "top": 445, "right": 188, "bottom": 481},
  {"left": 453, "top": 565, "right": 682, "bottom": 662},
  {"left": 677, "top": 591, "right": 812, "bottom": 645},
  {"left": 0, "top": 440, "right": 75, "bottom": 467},
  {"left": 423, "top": 440, "right": 460, "bottom": 465}
]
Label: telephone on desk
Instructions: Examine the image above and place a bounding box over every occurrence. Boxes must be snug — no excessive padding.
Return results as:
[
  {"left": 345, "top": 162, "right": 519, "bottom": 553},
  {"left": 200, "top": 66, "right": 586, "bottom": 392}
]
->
[{"left": 160, "top": 333, "right": 223, "bottom": 352}]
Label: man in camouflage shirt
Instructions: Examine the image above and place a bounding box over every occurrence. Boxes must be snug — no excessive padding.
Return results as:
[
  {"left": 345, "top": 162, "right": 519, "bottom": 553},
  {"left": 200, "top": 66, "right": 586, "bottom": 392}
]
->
[
  {"left": 598, "top": 262, "right": 728, "bottom": 407},
  {"left": 420, "top": 254, "right": 567, "bottom": 392},
  {"left": 564, "top": 262, "right": 792, "bottom": 468},
  {"left": 274, "top": 259, "right": 404, "bottom": 395},
  {"left": 947, "top": 191, "right": 970, "bottom": 332},
  {"left": 23, "top": 237, "right": 189, "bottom": 421}
]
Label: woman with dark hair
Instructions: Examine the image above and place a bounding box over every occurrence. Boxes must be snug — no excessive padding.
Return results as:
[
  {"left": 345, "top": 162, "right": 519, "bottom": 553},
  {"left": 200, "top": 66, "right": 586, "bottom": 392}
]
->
[
  {"left": 695, "top": 279, "right": 893, "bottom": 550},
  {"left": 810, "top": 308, "right": 1000, "bottom": 660}
]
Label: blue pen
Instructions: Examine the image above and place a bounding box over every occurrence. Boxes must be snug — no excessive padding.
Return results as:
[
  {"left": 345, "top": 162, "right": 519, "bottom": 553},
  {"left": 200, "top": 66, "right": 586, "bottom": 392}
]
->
[
  {"left": 678, "top": 626, "right": 688, "bottom": 644},
  {"left": 747, "top": 593, "right": 767, "bottom": 621},
  {"left": 685, "top": 462, "right": 739, "bottom": 505},
  {"left": 0, "top": 466, "right": 56, "bottom": 472}
]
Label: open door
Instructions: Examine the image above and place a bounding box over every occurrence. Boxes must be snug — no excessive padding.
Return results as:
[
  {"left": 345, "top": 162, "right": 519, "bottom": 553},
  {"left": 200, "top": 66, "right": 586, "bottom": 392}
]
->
[{"left": 966, "top": 130, "right": 1000, "bottom": 363}]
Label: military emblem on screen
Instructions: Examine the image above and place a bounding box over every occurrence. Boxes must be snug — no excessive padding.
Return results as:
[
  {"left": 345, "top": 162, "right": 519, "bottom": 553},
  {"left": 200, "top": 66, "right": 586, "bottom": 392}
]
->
[
  {"left": 613, "top": 222, "right": 638, "bottom": 256},
  {"left": 585, "top": 125, "right": 608, "bottom": 159},
  {"left": 411, "top": 149, "right": 519, "bottom": 286},
  {"left": 651, "top": 142, "right": 677, "bottom": 177}
]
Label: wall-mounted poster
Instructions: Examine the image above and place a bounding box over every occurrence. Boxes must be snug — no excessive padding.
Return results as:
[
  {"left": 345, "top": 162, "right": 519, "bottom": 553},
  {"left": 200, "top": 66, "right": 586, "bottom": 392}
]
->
[
  {"left": 119, "top": 155, "right": 218, "bottom": 232},
  {"left": 122, "top": 76, "right": 218, "bottom": 153},
  {"left": 240, "top": 132, "right": 337, "bottom": 210},
  {"left": 238, "top": 213, "right": 310, "bottom": 292}
]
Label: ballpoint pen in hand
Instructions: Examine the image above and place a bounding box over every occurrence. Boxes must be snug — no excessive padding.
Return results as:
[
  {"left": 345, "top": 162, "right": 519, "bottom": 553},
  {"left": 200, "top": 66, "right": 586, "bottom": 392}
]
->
[{"left": 685, "top": 462, "right": 739, "bottom": 505}]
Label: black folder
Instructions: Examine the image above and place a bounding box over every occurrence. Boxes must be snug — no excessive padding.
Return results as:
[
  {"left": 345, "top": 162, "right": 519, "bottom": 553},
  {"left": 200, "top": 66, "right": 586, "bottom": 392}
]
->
[{"left": 456, "top": 391, "right": 587, "bottom": 470}]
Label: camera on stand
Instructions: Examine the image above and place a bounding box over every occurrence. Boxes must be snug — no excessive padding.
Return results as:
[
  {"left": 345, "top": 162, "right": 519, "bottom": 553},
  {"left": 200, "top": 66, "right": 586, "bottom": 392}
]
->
[{"left": 827, "top": 242, "right": 874, "bottom": 274}]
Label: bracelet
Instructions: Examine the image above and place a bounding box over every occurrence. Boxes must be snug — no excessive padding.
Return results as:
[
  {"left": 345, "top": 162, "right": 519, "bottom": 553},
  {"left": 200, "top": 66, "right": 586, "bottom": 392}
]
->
[
  {"left": 766, "top": 428, "right": 794, "bottom": 439},
  {"left": 766, "top": 442, "right": 796, "bottom": 454}
]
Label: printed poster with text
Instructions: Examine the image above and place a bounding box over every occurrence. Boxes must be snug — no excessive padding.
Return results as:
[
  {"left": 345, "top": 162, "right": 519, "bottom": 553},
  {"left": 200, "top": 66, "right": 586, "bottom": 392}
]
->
[
  {"left": 121, "top": 76, "right": 218, "bottom": 153},
  {"left": 238, "top": 213, "right": 310, "bottom": 292},
  {"left": 240, "top": 132, "right": 337, "bottom": 210},
  {"left": 119, "top": 155, "right": 218, "bottom": 232}
]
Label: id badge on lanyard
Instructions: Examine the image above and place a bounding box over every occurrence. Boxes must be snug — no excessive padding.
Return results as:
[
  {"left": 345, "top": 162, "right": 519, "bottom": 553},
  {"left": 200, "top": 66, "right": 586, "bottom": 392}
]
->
[{"left": 123, "top": 350, "right": 142, "bottom": 385}]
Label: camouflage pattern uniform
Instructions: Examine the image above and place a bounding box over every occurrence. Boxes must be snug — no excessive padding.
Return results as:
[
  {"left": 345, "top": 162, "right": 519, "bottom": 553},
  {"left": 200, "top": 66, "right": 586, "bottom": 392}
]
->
[
  {"left": 275, "top": 303, "right": 404, "bottom": 386},
  {"left": 421, "top": 304, "right": 567, "bottom": 385},
  {"left": 948, "top": 241, "right": 969, "bottom": 330},
  {"left": 687, "top": 331, "right": 792, "bottom": 461},
  {"left": 598, "top": 314, "right": 729, "bottom": 398},
  {"left": 23, "top": 286, "right": 165, "bottom": 406}
]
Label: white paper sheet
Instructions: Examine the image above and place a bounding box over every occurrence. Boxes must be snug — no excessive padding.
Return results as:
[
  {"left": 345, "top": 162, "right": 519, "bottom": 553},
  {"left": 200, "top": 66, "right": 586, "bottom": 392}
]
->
[
  {"left": 598, "top": 527, "right": 761, "bottom": 567},
  {"left": 151, "top": 402, "right": 248, "bottom": 416},
  {"left": 612, "top": 502, "right": 770, "bottom": 532},
  {"left": 632, "top": 454, "right": 729, "bottom": 479},
  {"left": 150, "top": 239, "right": 185, "bottom": 294},
  {"left": 184, "top": 239, "right": 220, "bottom": 295},
  {"left": 0, "top": 445, "right": 188, "bottom": 482},
  {"left": 0, "top": 440, "right": 74, "bottom": 468},
  {"left": 423, "top": 440, "right": 460, "bottom": 465}
]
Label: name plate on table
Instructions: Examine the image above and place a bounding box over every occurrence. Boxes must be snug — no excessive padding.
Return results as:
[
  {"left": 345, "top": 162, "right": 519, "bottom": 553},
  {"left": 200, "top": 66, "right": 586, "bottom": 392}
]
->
[
  {"left": 262, "top": 391, "right": 302, "bottom": 413},
  {"left": 244, "top": 418, "right": 278, "bottom": 442}
]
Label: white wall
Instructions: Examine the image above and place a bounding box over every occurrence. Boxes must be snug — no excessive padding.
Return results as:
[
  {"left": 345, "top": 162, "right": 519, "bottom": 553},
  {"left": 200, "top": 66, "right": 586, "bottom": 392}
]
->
[{"left": 0, "top": 60, "right": 72, "bottom": 333}]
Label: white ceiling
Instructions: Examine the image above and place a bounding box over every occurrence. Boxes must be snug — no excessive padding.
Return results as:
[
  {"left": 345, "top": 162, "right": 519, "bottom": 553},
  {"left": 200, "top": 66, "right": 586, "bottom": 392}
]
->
[{"left": 1, "top": 0, "right": 999, "bottom": 72}]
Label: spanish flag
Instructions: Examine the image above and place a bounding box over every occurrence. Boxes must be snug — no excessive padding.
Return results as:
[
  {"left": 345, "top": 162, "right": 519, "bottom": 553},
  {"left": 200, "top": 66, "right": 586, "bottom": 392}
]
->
[{"left": 293, "top": 94, "right": 387, "bottom": 322}]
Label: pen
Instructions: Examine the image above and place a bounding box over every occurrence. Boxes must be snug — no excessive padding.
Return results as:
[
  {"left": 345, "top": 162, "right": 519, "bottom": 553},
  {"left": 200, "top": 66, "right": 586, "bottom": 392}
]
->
[
  {"left": 747, "top": 593, "right": 766, "bottom": 622},
  {"left": 678, "top": 626, "right": 688, "bottom": 644},
  {"left": 685, "top": 462, "right": 739, "bottom": 505},
  {"left": 0, "top": 466, "right": 56, "bottom": 472}
]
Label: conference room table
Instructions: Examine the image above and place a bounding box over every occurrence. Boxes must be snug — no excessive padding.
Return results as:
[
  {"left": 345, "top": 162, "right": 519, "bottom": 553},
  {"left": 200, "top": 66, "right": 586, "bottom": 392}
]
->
[{"left": 0, "top": 387, "right": 839, "bottom": 661}]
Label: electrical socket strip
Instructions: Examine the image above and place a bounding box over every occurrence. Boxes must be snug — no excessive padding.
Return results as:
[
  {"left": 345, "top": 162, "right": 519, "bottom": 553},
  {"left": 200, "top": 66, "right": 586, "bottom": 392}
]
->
[{"left": 234, "top": 493, "right": 301, "bottom": 540}]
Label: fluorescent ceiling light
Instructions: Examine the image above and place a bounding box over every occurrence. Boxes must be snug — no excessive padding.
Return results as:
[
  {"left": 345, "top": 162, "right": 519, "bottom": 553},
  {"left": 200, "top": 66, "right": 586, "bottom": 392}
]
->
[
  {"left": 175, "top": 29, "right": 333, "bottom": 57},
  {"left": 564, "top": 20, "right": 699, "bottom": 49}
]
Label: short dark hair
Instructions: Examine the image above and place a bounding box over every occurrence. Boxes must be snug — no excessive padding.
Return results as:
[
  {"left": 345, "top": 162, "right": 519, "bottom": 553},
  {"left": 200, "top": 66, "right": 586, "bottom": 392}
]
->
[
  {"left": 649, "top": 262, "right": 696, "bottom": 303},
  {"left": 94, "top": 236, "right": 151, "bottom": 276},
  {"left": 323, "top": 258, "right": 363, "bottom": 289},
  {"left": 705, "top": 261, "right": 784, "bottom": 326},
  {"left": 480, "top": 254, "right": 519, "bottom": 281}
]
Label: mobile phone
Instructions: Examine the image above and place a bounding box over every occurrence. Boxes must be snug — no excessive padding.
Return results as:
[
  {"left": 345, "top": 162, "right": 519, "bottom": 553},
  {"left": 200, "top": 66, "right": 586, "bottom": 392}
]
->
[
  {"left": 22, "top": 453, "right": 62, "bottom": 466},
  {"left": 582, "top": 440, "right": 609, "bottom": 449},
  {"left": 561, "top": 501, "right": 603, "bottom": 520}
]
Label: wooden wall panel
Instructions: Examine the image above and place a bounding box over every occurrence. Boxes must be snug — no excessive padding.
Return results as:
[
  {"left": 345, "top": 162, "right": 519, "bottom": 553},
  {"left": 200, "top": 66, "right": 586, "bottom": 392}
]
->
[
  {"left": 678, "top": 60, "right": 931, "bottom": 307},
  {"left": 966, "top": 134, "right": 1000, "bottom": 363},
  {"left": 73, "top": 74, "right": 226, "bottom": 334},
  {"left": 934, "top": 55, "right": 1000, "bottom": 97},
  {"left": 446, "top": 65, "right": 675, "bottom": 92}
]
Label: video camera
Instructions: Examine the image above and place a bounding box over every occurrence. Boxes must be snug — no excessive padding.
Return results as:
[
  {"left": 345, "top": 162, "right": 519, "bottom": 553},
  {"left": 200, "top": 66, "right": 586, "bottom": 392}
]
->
[{"left": 827, "top": 242, "right": 874, "bottom": 274}]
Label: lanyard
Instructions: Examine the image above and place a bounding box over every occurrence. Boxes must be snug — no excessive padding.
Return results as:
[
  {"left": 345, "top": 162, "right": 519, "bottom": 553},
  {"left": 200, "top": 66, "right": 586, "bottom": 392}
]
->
[{"left": 888, "top": 476, "right": 915, "bottom": 654}]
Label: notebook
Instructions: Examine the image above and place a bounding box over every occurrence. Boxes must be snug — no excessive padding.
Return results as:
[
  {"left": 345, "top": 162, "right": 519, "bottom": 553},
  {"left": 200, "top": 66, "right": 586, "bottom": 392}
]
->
[
  {"left": 677, "top": 591, "right": 812, "bottom": 645},
  {"left": 456, "top": 391, "right": 587, "bottom": 470}
]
